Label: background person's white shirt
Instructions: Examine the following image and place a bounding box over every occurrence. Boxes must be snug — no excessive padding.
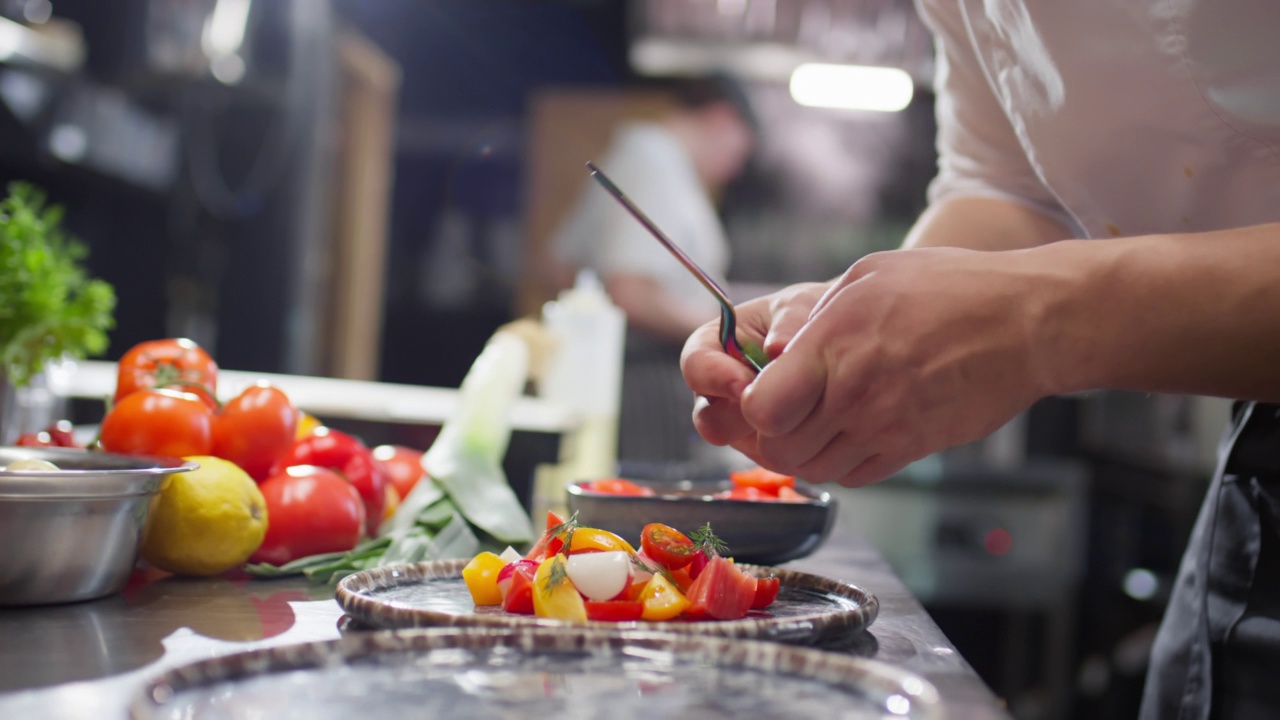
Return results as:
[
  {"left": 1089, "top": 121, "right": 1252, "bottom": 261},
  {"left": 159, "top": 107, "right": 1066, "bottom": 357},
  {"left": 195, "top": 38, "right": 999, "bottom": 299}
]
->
[
  {"left": 917, "top": 0, "right": 1280, "bottom": 240},
  {"left": 553, "top": 121, "right": 728, "bottom": 321}
]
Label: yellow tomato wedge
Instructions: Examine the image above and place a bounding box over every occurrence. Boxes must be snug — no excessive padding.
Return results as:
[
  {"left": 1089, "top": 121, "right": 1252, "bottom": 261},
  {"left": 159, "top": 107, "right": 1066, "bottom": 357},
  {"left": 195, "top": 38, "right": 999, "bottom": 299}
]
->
[
  {"left": 533, "top": 555, "right": 588, "bottom": 622},
  {"left": 568, "top": 527, "right": 637, "bottom": 554},
  {"left": 638, "top": 573, "right": 689, "bottom": 621},
  {"left": 461, "top": 552, "right": 506, "bottom": 606}
]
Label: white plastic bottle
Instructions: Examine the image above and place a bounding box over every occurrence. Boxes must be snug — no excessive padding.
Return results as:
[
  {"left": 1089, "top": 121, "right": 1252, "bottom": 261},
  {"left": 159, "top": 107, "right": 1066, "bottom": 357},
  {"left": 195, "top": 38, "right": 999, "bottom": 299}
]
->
[{"left": 533, "top": 270, "right": 626, "bottom": 518}]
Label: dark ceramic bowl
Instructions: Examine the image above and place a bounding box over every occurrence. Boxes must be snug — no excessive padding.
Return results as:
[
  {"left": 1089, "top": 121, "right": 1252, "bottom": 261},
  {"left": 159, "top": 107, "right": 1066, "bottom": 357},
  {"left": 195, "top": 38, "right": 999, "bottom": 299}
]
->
[{"left": 566, "top": 477, "right": 837, "bottom": 565}]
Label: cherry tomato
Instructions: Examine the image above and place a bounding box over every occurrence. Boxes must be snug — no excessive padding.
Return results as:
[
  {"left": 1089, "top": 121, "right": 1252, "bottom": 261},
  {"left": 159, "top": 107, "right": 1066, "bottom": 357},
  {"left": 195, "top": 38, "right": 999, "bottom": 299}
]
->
[
  {"left": 211, "top": 383, "right": 299, "bottom": 480},
  {"left": 639, "top": 523, "right": 696, "bottom": 571},
  {"left": 274, "top": 428, "right": 387, "bottom": 535},
  {"left": 114, "top": 338, "right": 218, "bottom": 404},
  {"left": 14, "top": 432, "right": 53, "bottom": 447},
  {"left": 248, "top": 466, "right": 366, "bottom": 566},
  {"left": 584, "top": 600, "right": 645, "bottom": 622},
  {"left": 582, "top": 478, "right": 656, "bottom": 497},
  {"left": 751, "top": 576, "right": 781, "bottom": 610},
  {"left": 44, "top": 420, "right": 76, "bottom": 447},
  {"left": 729, "top": 467, "right": 796, "bottom": 496},
  {"left": 100, "top": 388, "right": 214, "bottom": 457},
  {"left": 372, "top": 444, "right": 426, "bottom": 500}
]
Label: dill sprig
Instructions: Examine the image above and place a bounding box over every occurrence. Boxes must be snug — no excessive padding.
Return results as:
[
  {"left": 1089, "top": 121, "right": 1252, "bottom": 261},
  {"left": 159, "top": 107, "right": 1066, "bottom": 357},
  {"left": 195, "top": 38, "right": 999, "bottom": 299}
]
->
[
  {"left": 545, "top": 555, "right": 570, "bottom": 590},
  {"left": 688, "top": 523, "right": 729, "bottom": 557},
  {"left": 629, "top": 552, "right": 676, "bottom": 585},
  {"left": 546, "top": 511, "right": 580, "bottom": 540}
]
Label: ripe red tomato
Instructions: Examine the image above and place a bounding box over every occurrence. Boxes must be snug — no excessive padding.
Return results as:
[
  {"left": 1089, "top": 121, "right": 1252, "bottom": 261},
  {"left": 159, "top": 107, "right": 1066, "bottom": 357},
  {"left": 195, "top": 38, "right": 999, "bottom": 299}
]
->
[
  {"left": 248, "top": 466, "right": 366, "bottom": 566},
  {"left": 684, "top": 556, "right": 759, "bottom": 620},
  {"left": 274, "top": 428, "right": 387, "bottom": 535},
  {"left": 100, "top": 388, "right": 214, "bottom": 457},
  {"left": 15, "top": 432, "right": 52, "bottom": 447},
  {"left": 372, "top": 444, "right": 426, "bottom": 500},
  {"left": 729, "top": 467, "right": 796, "bottom": 496},
  {"left": 581, "top": 478, "right": 656, "bottom": 497},
  {"left": 15, "top": 421, "right": 78, "bottom": 448},
  {"left": 639, "top": 523, "right": 696, "bottom": 570},
  {"left": 114, "top": 338, "right": 218, "bottom": 404},
  {"left": 212, "top": 383, "right": 299, "bottom": 481},
  {"left": 44, "top": 420, "right": 76, "bottom": 447}
]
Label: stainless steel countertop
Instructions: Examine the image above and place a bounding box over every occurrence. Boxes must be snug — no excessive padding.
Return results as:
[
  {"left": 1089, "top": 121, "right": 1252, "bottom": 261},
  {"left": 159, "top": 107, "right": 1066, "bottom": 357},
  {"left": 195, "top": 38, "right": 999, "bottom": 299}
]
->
[{"left": 0, "top": 528, "right": 1010, "bottom": 719}]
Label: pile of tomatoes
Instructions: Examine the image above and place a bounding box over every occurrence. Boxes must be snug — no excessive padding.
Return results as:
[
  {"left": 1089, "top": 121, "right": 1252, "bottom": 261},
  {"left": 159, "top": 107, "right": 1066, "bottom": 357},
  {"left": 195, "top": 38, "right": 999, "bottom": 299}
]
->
[
  {"left": 73, "top": 338, "right": 430, "bottom": 569},
  {"left": 580, "top": 467, "right": 809, "bottom": 502},
  {"left": 462, "top": 513, "right": 779, "bottom": 623}
]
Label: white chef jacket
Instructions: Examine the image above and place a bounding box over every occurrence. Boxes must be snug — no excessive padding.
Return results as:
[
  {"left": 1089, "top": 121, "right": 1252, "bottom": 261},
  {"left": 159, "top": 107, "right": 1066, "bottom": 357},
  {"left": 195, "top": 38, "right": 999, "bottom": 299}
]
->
[
  {"left": 916, "top": 0, "right": 1280, "bottom": 241},
  {"left": 552, "top": 121, "right": 727, "bottom": 321}
]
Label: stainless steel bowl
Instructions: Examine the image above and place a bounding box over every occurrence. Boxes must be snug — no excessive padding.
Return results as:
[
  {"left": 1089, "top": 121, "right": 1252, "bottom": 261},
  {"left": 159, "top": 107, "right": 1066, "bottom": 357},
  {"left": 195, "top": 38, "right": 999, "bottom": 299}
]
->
[{"left": 0, "top": 447, "right": 196, "bottom": 606}]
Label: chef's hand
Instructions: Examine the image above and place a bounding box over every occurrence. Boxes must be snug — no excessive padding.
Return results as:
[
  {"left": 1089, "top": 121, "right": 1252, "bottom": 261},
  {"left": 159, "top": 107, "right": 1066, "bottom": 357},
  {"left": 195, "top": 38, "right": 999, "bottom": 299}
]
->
[
  {"left": 690, "top": 247, "right": 1059, "bottom": 487},
  {"left": 681, "top": 282, "right": 831, "bottom": 447}
]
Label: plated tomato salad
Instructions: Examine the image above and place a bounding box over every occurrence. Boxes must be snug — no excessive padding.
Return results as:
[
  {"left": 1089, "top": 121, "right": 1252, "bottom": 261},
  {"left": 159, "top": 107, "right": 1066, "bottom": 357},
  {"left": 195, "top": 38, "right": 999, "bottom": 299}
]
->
[{"left": 461, "top": 512, "right": 781, "bottom": 623}]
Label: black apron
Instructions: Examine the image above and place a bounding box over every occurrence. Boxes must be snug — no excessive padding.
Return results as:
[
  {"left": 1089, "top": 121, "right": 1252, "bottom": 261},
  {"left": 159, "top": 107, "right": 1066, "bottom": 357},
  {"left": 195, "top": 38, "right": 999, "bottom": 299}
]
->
[{"left": 1141, "top": 402, "right": 1280, "bottom": 720}]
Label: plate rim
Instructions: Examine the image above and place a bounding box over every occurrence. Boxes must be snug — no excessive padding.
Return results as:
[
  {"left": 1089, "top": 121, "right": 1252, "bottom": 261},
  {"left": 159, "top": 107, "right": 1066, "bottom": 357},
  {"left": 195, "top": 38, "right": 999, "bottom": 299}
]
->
[
  {"left": 335, "top": 558, "right": 878, "bottom": 643},
  {"left": 128, "top": 626, "right": 939, "bottom": 720}
]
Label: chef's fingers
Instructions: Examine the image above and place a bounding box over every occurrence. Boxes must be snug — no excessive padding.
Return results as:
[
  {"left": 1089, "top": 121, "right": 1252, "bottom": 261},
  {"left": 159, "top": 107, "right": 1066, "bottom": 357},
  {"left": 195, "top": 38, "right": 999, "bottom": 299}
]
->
[
  {"left": 691, "top": 395, "right": 753, "bottom": 446},
  {"left": 790, "top": 432, "right": 874, "bottom": 485},
  {"left": 682, "top": 323, "right": 754, "bottom": 400}
]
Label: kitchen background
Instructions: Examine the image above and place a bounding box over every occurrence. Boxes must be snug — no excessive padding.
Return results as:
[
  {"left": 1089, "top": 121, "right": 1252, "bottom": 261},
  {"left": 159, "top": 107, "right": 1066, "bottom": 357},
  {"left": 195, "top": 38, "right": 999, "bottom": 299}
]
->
[{"left": 0, "top": 1, "right": 1230, "bottom": 718}]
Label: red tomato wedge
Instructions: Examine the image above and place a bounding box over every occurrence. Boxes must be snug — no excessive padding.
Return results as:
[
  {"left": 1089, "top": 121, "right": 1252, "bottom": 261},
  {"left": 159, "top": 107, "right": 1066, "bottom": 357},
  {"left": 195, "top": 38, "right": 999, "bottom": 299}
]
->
[
  {"left": 524, "top": 510, "right": 567, "bottom": 561},
  {"left": 751, "top": 576, "right": 781, "bottom": 610},
  {"left": 502, "top": 562, "right": 537, "bottom": 615},
  {"left": 581, "top": 478, "right": 655, "bottom": 496},
  {"left": 776, "top": 485, "right": 809, "bottom": 503},
  {"left": 668, "top": 564, "right": 696, "bottom": 593},
  {"left": 687, "top": 549, "right": 710, "bottom": 580},
  {"left": 714, "top": 486, "right": 771, "bottom": 501},
  {"left": 639, "top": 523, "right": 695, "bottom": 570},
  {"left": 684, "top": 556, "right": 759, "bottom": 620},
  {"left": 584, "top": 600, "right": 645, "bottom": 622},
  {"left": 729, "top": 467, "right": 796, "bottom": 495}
]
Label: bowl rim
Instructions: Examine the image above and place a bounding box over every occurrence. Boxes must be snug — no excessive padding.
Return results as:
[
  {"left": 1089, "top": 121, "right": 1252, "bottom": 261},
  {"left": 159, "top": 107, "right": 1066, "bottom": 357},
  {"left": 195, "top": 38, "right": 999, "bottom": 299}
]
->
[
  {"left": 0, "top": 447, "right": 198, "bottom": 498},
  {"left": 566, "top": 476, "right": 833, "bottom": 507}
]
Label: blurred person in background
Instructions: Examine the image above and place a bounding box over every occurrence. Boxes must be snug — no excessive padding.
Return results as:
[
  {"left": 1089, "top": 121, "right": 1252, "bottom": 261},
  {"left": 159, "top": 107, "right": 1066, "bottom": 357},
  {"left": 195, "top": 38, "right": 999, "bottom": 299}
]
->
[
  {"left": 681, "top": 2, "right": 1280, "bottom": 718},
  {"left": 550, "top": 73, "right": 758, "bottom": 466}
]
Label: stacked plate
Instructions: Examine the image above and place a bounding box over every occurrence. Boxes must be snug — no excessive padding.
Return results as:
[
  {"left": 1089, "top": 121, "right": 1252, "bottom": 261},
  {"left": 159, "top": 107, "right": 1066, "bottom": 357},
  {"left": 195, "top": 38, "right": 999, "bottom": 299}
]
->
[{"left": 131, "top": 555, "right": 939, "bottom": 718}]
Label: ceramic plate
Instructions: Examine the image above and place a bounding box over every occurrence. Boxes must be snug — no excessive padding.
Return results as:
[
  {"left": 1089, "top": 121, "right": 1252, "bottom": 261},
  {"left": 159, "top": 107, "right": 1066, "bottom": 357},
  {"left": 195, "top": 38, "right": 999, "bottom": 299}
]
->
[
  {"left": 129, "top": 628, "right": 939, "bottom": 720},
  {"left": 335, "top": 559, "right": 877, "bottom": 644}
]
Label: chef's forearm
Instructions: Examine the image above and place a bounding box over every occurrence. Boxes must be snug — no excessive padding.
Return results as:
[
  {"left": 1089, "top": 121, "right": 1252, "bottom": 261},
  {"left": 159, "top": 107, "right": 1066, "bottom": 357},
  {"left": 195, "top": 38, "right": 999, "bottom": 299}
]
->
[
  {"left": 903, "top": 195, "right": 1071, "bottom": 251},
  {"left": 1032, "top": 223, "right": 1280, "bottom": 401}
]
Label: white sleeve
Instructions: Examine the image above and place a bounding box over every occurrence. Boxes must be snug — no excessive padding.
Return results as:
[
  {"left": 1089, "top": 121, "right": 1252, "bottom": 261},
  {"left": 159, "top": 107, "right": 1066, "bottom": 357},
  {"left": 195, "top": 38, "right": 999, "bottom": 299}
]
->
[{"left": 916, "top": 0, "right": 1074, "bottom": 229}]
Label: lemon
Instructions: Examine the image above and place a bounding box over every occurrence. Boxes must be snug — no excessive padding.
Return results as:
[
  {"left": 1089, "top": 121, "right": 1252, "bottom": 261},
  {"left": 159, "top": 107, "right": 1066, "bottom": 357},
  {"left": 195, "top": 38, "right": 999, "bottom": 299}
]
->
[{"left": 140, "top": 455, "right": 268, "bottom": 576}]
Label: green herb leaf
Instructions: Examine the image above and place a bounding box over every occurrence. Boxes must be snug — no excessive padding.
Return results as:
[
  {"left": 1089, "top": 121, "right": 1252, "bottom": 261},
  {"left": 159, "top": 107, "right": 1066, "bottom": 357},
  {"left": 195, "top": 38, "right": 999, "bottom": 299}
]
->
[
  {"left": 0, "top": 182, "right": 115, "bottom": 387},
  {"left": 545, "top": 554, "right": 570, "bottom": 591},
  {"left": 689, "top": 523, "right": 730, "bottom": 557}
]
